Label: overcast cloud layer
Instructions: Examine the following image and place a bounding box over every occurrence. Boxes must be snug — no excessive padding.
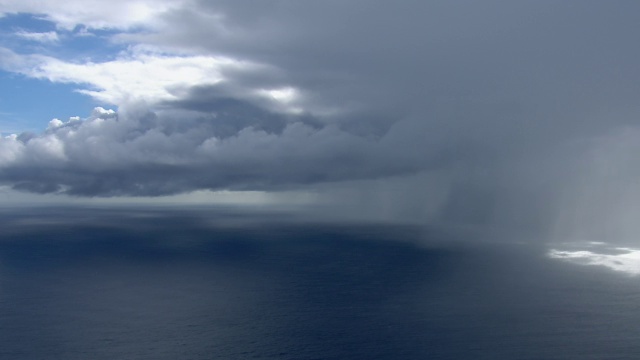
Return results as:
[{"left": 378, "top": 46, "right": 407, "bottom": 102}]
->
[{"left": 1, "top": 1, "right": 640, "bottom": 238}]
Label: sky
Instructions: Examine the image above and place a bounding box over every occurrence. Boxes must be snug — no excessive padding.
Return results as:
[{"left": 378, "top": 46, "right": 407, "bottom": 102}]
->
[{"left": 1, "top": 1, "right": 640, "bottom": 241}]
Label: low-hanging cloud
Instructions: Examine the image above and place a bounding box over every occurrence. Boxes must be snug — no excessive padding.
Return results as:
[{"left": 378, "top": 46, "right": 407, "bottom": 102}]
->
[{"left": 0, "top": 103, "right": 431, "bottom": 196}]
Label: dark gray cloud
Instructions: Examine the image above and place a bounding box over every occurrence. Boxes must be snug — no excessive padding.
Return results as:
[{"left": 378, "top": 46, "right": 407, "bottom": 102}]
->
[
  {"left": 2, "top": 1, "right": 640, "bottom": 238},
  {"left": 0, "top": 104, "right": 428, "bottom": 196}
]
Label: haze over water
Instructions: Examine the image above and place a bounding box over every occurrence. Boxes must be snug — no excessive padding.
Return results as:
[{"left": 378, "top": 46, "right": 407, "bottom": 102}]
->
[{"left": 1, "top": 207, "right": 639, "bottom": 360}]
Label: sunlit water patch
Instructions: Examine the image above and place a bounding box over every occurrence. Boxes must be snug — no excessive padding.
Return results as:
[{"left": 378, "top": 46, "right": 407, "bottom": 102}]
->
[{"left": 549, "top": 242, "right": 640, "bottom": 276}]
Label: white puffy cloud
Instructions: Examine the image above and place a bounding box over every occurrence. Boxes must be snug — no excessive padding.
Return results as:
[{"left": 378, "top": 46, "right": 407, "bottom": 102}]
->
[
  {"left": 0, "top": 0, "right": 192, "bottom": 30},
  {"left": 0, "top": 135, "right": 24, "bottom": 165},
  {"left": 0, "top": 44, "right": 309, "bottom": 117},
  {"left": 3, "top": 48, "right": 258, "bottom": 105}
]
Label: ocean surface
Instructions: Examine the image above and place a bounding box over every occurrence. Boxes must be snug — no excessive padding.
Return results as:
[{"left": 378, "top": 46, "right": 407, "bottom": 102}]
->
[{"left": 1, "top": 208, "right": 639, "bottom": 359}]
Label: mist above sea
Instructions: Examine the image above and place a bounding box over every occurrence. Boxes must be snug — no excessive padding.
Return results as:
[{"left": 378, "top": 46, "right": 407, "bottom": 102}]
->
[{"left": 0, "top": 207, "right": 638, "bottom": 360}]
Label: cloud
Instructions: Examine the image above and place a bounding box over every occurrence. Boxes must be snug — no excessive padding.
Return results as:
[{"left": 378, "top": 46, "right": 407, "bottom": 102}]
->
[
  {"left": 0, "top": 47, "right": 264, "bottom": 105},
  {"left": 14, "top": 30, "right": 59, "bottom": 43},
  {"left": 1, "top": 1, "right": 640, "bottom": 233},
  {"left": 549, "top": 247, "right": 640, "bottom": 276},
  {"left": 0, "top": 0, "right": 190, "bottom": 30},
  {"left": 0, "top": 104, "right": 426, "bottom": 196}
]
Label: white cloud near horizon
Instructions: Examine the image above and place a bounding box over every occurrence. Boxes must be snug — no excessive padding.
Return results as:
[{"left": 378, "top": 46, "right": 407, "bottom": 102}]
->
[{"left": 549, "top": 247, "right": 640, "bottom": 276}]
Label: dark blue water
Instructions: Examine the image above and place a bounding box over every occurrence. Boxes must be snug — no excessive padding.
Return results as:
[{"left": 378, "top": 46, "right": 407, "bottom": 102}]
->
[{"left": 1, "top": 208, "right": 639, "bottom": 359}]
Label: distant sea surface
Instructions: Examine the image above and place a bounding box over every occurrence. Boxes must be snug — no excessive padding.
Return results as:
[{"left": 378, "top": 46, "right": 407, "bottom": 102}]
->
[{"left": 1, "top": 208, "right": 639, "bottom": 360}]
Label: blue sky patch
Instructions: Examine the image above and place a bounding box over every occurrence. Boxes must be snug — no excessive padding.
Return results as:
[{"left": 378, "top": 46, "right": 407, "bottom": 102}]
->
[
  {"left": 0, "top": 70, "right": 103, "bottom": 134},
  {"left": 0, "top": 13, "right": 124, "bottom": 134}
]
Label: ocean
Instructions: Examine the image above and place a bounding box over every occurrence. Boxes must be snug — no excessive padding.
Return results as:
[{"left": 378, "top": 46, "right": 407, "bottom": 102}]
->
[{"left": 1, "top": 208, "right": 639, "bottom": 359}]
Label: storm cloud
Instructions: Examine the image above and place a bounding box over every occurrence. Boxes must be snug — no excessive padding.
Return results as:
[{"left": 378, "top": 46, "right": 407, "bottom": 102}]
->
[{"left": 1, "top": 1, "right": 640, "bottom": 237}]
